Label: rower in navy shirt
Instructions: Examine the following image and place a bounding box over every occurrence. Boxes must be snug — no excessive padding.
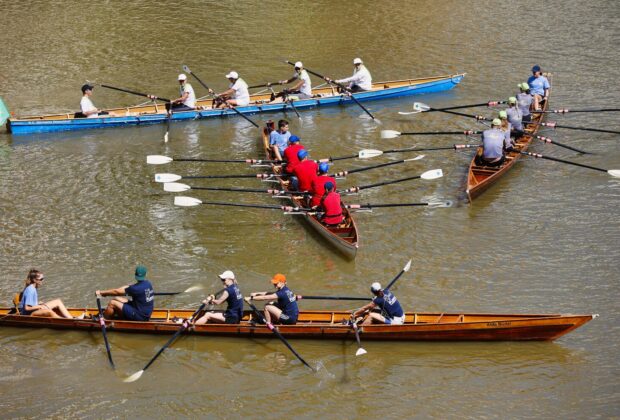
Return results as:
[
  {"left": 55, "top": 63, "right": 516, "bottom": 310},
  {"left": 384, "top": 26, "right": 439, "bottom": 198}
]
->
[
  {"left": 353, "top": 281, "right": 405, "bottom": 325},
  {"left": 246, "top": 273, "right": 298, "bottom": 325},
  {"left": 96, "top": 265, "right": 154, "bottom": 321},
  {"left": 194, "top": 270, "right": 244, "bottom": 324}
]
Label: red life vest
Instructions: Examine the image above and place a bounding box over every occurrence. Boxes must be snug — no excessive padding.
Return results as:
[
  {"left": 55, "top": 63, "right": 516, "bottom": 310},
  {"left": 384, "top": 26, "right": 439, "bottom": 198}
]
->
[
  {"left": 293, "top": 159, "right": 318, "bottom": 191},
  {"left": 283, "top": 144, "right": 304, "bottom": 174},
  {"left": 321, "top": 191, "right": 344, "bottom": 225},
  {"left": 311, "top": 175, "right": 336, "bottom": 207}
]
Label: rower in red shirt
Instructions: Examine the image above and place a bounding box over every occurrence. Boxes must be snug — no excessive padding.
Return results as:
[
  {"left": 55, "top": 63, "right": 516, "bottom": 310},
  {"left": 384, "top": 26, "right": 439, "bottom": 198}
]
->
[
  {"left": 319, "top": 181, "right": 344, "bottom": 226},
  {"left": 310, "top": 162, "right": 336, "bottom": 207},
  {"left": 291, "top": 149, "right": 318, "bottom": 192},
  {"left": 283, "top": 135, "right": 304, "bottom": 174}
]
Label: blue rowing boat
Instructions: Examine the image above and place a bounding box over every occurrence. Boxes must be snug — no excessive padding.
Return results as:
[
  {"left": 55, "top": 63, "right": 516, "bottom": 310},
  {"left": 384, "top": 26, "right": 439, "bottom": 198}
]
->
[{"left": 6, "top": 73, "right": 465, "bottom": 135}]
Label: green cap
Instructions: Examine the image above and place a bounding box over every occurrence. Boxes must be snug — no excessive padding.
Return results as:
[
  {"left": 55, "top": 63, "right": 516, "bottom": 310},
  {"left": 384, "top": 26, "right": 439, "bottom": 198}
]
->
[
  {"left": 498, "top": 110, "right": 508, "bottom": 119},
  {"left": 135, "top": 265, "right": 147, "bottom": 281},
  {"left": 491, "top": 118, "right": 501, "bottom": 126},
  {"left": 519, "top": 82, "right": 529, "bottom": 91},
  {"left": 508, "top": 96, "right": 517, "bottom": 104}
]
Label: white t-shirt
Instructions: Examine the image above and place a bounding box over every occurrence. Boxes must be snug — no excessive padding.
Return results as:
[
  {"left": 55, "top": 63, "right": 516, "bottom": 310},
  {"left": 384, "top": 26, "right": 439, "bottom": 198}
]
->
[
  {"left": 294, "top": 70, "right": 312, "bottom": 96},
  {"left": 80, "top": 96, "right": 98, "bottom": 118},
  {"left": 337, "top": 65, "right": 373, "bottom": 91},
  {"left": 180, "top": 82, "right": 196, "bottom": 108},
  {"left": 230, "top": 78, "right": 250, "bottom": 106}
]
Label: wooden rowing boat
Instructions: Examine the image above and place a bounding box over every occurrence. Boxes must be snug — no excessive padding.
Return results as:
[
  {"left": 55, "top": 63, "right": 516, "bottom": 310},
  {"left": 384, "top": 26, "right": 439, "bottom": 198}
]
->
[
  {"left": 6, "top": 73, "right": 465, "bottom": 135},
  {"left": 261, "top": 124, "right": 359, "bottom": 259},
  {"left": 466, "top": 75, "right": 551, "bottom": 201},
  {"left": 0, "top": 308, "right": 595, "bottom": 341}
]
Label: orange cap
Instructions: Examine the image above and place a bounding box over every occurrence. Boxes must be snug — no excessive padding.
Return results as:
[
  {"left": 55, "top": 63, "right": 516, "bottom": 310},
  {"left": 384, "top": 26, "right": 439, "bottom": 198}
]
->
[{"left": 271, "top": 273, "right": 286, "bottom": 284}]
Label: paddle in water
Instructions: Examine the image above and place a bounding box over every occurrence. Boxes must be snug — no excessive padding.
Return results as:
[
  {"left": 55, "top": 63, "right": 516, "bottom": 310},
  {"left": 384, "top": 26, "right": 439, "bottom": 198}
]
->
[
  {"left": 0, "top": 97, "right": 10, "bottom": 126},
  {"left": 154, "top": 172, "right": 289, "bottom": 183},
  {"left": 123, "top": 303, "right": 207, "bottom": 383},
  {"left": 147, "top": 155, "right": 279, "bottom": 165},
  {"left": 381, "top": 129, "right": 481, "bottom": 139},
  {"left": 96, "top": 295, "right": 115, "bottom": 369},
  {"left": 520, "top": 151, "right": 620, "bottom": 177},
  {"left": 173, "top": 196, "right": 310, "bottom": 212},
  {"left": 398, "top": 101, "right": 505, "bottom": 115}
]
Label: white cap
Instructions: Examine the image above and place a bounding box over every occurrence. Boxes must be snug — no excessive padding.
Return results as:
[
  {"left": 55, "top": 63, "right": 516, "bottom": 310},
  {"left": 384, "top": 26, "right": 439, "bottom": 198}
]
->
[
  {"left": 294, "top": 61, "right": 303, "bottom": 68},
  {"left": 178, "top": 73, "right": 187, "bottom": 81},
  {"left": 218, "top": 270, "right": 235, "bottom": 280},
  {"left": 225, "top": 71, "right": 239, "bottom": 79},
  {"left": 370, "top": 282, "right": 382, "bottom": 292},
  {"left": 353, "top": 58, "right": 363, "bottom": 65}
]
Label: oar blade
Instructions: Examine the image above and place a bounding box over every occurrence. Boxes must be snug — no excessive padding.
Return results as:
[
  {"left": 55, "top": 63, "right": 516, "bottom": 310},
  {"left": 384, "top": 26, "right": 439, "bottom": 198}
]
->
[
  {"left": 174, "top": 196, "right": 203, "bottom": 207},
  {"left": 0, "top": 97, "right": 10, "bottom": 126},
  {"left": 164, "top": 132, "right": 169, "bottom": 143},
  {"left": 428, "top": 200, "right": 453, "bottom": 208},
  {"left": 405, "top": 154, "right": 425, "bottom": 162},
  {"left": 358, "top": 149, "right": 384, "bottom": 159},
  {"left": 147, "top": 155, "right": 174, "bottom": 165},
  {"left": 404, "top": 259, "right": 412, "bottom": 272},
  {"left": 608, "top": 170, "right": 620, "bottom": 178},
  {"left": 355, "top": 347, "right": 368, "bottom": 356},
  {"left": 183, "top": 285, "right": 204, "bottom": 293},
  {"left": 381, "top": 130, "right": 401, "bottom": 139},
  {"left": 182, "top": 65, "right": 191, "bottom": 74},
  {"left": 420, "top": 169, "right": 443, "bottom": 180},
  {"left": 163, "top": 182, "right": 191, "bottom": 193},
  {"left": 413, "top": 102, "right": 431, "bottom": 112},
  {"left": 123, "top": 370, "right": 144, "bottom": 383},
  {"left": 155, "top": 173, "right": 182, "bottom": 183}
]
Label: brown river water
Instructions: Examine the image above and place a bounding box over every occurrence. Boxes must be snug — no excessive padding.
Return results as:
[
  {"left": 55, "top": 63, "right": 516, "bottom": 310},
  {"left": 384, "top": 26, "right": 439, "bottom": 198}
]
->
[{"left": 0, "top": 0, "right": 619, "bottom": 418}]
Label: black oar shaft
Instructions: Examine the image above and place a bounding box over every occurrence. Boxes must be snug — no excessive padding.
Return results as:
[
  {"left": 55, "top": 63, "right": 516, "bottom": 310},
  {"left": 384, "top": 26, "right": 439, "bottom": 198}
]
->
[
  {"left": 353, "top": 175, "right": 421, "bottom": 191},
  {"left": 399, "top": 130, "right": 482, "bottom": 135},
  {"left": 542, "top": 122, "right": 620, "bottom": 134},
  {"left": 198, "top": 201, "right": 311, "bottom": 211},
  {"left": 348, "top": 202, "right": 429, "bottom": 209},
  {"left": 334, "top": 159, "right": 407, "bottom": 177},
  {"left": 184, "top": 173, "right": 285, "bottom": 179},
  {"left": 535, "top": 135, "right": 590, "bottom": 154},
  {"left": 427, "top": 101, "right": 505, "bottom": 112},
  {"left": 99, "top": 84, "right": 171, "bottom": 102},
  {"left": 96, "top": 297, "right": 115, "bottom": 369},
  {"left": 521, "top": 151, "right": 608, "bottom": 173},
  {"left": 533, "top": 108, "right": 620, "bottom": 113}
]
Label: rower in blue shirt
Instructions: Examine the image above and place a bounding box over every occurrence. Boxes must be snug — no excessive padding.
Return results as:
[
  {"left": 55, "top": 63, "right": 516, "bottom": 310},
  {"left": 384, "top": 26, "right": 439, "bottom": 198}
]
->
[
  {"left": 194, "top": 270, "right": 244, "bottom": 324},
  {"left": 527, "top": 65, "right": 550, "bottom": 111},
  {"left": 246, "top": 273, "right": 299, "bottom": 325},
  {"left": 96, "top": 265, "right": 155, "bottom": 321},
  {"left": 352, "top": 281, "right": 405, "bottom": 325},
  {"left": 269, "top": 119, "right": 291, "bottom": 161}
]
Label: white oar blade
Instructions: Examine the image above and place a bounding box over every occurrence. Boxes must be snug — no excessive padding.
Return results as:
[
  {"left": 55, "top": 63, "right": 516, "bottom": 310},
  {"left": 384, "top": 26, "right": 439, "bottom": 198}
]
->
[
  {"left": 164, "top": 132, "right": 169, "bottom": 143},
  {"left": 403, "top": 259, "right": 412, "bottom": 272},
  {"left": 380, "top": 130, "right": 401, "bottom": 139},
  {"left": 405, "top": 154, "right": 425, "bottom": 162},
  {"left": 155, "top": 173, "right": 182, "bottom": 183},
  {"left": 147, "top": 155, "right": 173, "bottom": 165},
  {"left": 398, "top": 111, "right": 420, "bottom": 115},
  {"left": 355, "top": 348, "right": 367, "bottom": 356},
  {"left": 123, "top": 370, "right": 144, "bottom": 383},
  {"left": 421, "top": 169, "right": 443, "bottom": 180},
  {"left": 608, "top": 170, "right": 620, "bottom": 178},
  {"left": 413, "top": 102, "right": 431, "bottom": 112},
  {"left": 174, "top": 196, "right": 203, "bottom": 207},
  {"left": 163, "top": 182, "right": 191, "bottom": 193},
  {"left": 183, "top": 285, "right": 204, "bottom": 293},
  {"left": 182, "top": 65, "right": 191, "bottom": 73},
  {"left": 358, "top": 149, "right": 384, "bottom": 159},
  {"left": 428, "top": 200, "right": 453, "bottom": 208}
]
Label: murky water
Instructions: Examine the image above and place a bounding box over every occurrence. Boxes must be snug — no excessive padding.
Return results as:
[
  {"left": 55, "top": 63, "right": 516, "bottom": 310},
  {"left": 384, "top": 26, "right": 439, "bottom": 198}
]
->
[{"left": 1, "top": 0, "right": 619, "bottom": 417}]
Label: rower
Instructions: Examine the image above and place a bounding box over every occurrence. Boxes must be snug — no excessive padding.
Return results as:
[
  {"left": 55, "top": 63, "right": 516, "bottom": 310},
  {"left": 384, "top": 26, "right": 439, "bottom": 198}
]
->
[
  {"left": 269, "top": 119, "right": 291, "bottom": 161},
  {"left": 319, "top": 181, "right": 344, "bottom": 226},
  {"left": 506, "top": 97, "right": 525, "bottom": 135},
  {"left": 328, "top": 58, "right": 372, "bottom": 92},
  {"left": 213, "top": 71, "right": 250, "bottom": 109},
  {"left": 498, "top": 110, "right": 514, "bottom": 149},
  {"left": 169, "top": 74, "right": 196, "bottom": 111},
  {"left": 245, "top": 273, "right": 298, "bottom": 325},
  {"left": 273, "top": 61, "right": 312, "bottom": 101},
  {"left": 79, "top": 84, "right": 108, "bottom": 118},
  {"left": 516, "top": 82, "right": 533, "bottom": 123},
  {"left": 283, "top": 135, "right": 304, "bottom": 174},
  {"left": 310, "top": 162, "right": 336, "bottom": 208},
  {"left": 291, "top": 149, "right": 318, "bottom": 193},
  {"left": 194, "top": 270, "right": 244, "bottom": 325},
  {"left": 96, "top": 265, "right": 154, "bottom": 321},
  {"left": 352, "top": 282, "right": 405, "bottom": 326},
  {"left": 18, "top": 269, "right": 81, "bottom": 319},
  {"left": 476, "top": 118, "right": 508, "bottom": 167},
  {"left": 527, "top": 65, "right": 550, "bottom": 111}
]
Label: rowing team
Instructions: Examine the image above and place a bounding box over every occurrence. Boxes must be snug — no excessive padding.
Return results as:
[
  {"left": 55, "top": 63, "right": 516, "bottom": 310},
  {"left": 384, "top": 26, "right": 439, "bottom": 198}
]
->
[
  {"left": 79, "top": 58, "right": 373, "bottom": 118},
  {"left": 477, "top": 64, "right": 551, "bottom": 167},
  {"left": 13, "top": 266, "right": 405, "bottom": 326}
]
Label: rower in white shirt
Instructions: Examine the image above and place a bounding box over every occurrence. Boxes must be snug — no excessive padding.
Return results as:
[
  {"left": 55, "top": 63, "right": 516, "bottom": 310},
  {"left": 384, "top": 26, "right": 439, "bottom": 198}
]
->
[
  {"left": 330, "top": 58, "right": 373, "bottom": 92},
  {"left": 213, "top": 71, "right": 250, "bottom": 108},
  {"left": 80, "top": 84, "right": 108, "bottom": 118},
  {"left": 273, "top": 61, "right": 313, "bottom": 100}
]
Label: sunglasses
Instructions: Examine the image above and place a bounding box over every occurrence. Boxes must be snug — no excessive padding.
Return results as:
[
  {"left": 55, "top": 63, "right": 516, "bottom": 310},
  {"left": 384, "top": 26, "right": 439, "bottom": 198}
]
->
[{"left": 37, "top": 277, "right": 45, "bottom": 281}]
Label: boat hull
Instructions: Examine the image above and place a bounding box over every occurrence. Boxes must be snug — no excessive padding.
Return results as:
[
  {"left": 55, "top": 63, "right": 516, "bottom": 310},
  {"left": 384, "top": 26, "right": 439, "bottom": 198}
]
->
[
  {"left": 7, "top": 73, "right": 465, "bottom": 135},
  {"left": 0, "top": 308, "right": 595, "bottom": 341}
]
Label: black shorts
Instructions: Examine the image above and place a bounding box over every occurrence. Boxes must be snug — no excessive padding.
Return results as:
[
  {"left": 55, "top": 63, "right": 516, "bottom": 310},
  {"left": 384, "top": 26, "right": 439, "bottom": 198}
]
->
[
  {"left": 225, "top": 315, "right": 240, "bottom": 324},
  {"left": 278, "top": 313, "right": 297, "bottom": 325}
]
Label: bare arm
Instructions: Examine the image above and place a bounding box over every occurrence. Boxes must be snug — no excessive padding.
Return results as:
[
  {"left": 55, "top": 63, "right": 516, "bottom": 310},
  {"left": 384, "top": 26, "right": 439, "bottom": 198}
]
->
[
  {"left": 249, "top": 292, "right": 278, "bottom": 301},
  {"left": 353, "top": 302, "right": 375, "bottom": 318},
  {"left": 96, "top": 286, "right": 129, "bottom": 297}
]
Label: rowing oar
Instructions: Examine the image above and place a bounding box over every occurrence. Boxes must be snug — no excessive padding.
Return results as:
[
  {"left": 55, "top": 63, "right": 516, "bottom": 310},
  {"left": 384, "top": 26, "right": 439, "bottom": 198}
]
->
[
  {"left": 245, "top": 299, "right": 314, "bottom": 370},
  {"left": 248, "top": 82, "right": 279, "bottom": 89},
  {"left": 96, "top": 295, "right": 115, "bottom": 369},
  {"left": 284, "top": 60, "right": 377, "bottom": 121},
  {"left": 533, "top": 135, "right": 592, "bottom": 154},
  {"left": 182, "top": 65, "right": 259, "bottom": 128},
  {"left": 331, "top": 155, "right": 424, "bottom": 177},
  {"left": 341, "top": 169, "right": 443, "bottom": 194},
  {"left": 327, "top": 145, "right": 477, "bottom": 161},
  {"left": 398, "top": 101, "right": 506, "bottom": 115},
  {"left": 174, "top": 196, "right": 310, "bottom": 212},
  {"left": 535, "top": 121, "right": 620, "bottom": 135},
  {"left": 520, "top": 151, "right": 620, "bottom": 177},
  {"left": 164, "top": 182, "right": 306, "bottom": 196},
  {"left": 151, "top": 285, "right": 204, "bottom": 296},
  {"left": 154, "top": 172, "right": 288, "bottom": 183},
  {"left": 123, "top": 303, "right": 206, "bottom": 383},
  {"left": 147, "top": 155, "right": 279, "bottom": 165},
  {"left": 381, "top": 129, "right": 481, "bottom": 139},
  {"left": 345, "top": 201, "right": 452, "bottom": 210},
  {"left": 164, "top": 106, "right": 172, "bottom": 143},
  {"left": 92, "top": 83, "right": 171, "bottom": 103},
  {"left": 296, "top": 295, "right": 368, "bottom": 301},
  {"left": 532, "top": 108, "right": 620, "bottom": 114}
]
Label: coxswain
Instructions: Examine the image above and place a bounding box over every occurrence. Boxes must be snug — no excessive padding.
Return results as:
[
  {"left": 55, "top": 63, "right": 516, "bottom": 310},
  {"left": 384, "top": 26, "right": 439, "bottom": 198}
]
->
[
  {"left": 498, "top": 110, "right": 514, "bottom": 149},
  {"left": 506, "top": 97, "right": 524, "bottom": 135},
  {"left": 269, "top": 119, "right": 291, "bottom": 161},
  {"left": 96, "top": 265, "right": 154, "bottom": 321},
  {"left": 476, "top": 118, "right": 508, "bottom": 167},
  {"left": 80, "top": 84, "right": 108, "bottom": 118},
  {"left": 527, "top": 65, "right": 550, "bottom": 111},
  {"left": 18, "top": 269, "right": 81, "bottom": 319},
  {"left": 319, "top": 181, "right": 344, "bottom": 226},
  {"left": 194, "top": 270, "right": 244, "bottom": 325},
  {"left": 328, "top": 58, "right": 372, "bottom": 92},
  {"left": 352, "top": 282, "right": 405, "bottom": 326},
  {"left": 245, "top": 273, "right": 298, "bottom": 325},
  {"left": 291, "top": 149, "right": 318, "bottom": 193},
  {"left": 310, "top": 162, "right": 336, "bottom": 207},
  {"left": 213, "top": 71, "right": 250, "bottom": 109},
  {"left": 283, "top": 135, "right": 304, "bottom": 174},
  {"left": 272, "top": 61, "right": 313, "bottom": 101},
  {"left": 516, "top": 82, "right": 533, "bottom": 123}
]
